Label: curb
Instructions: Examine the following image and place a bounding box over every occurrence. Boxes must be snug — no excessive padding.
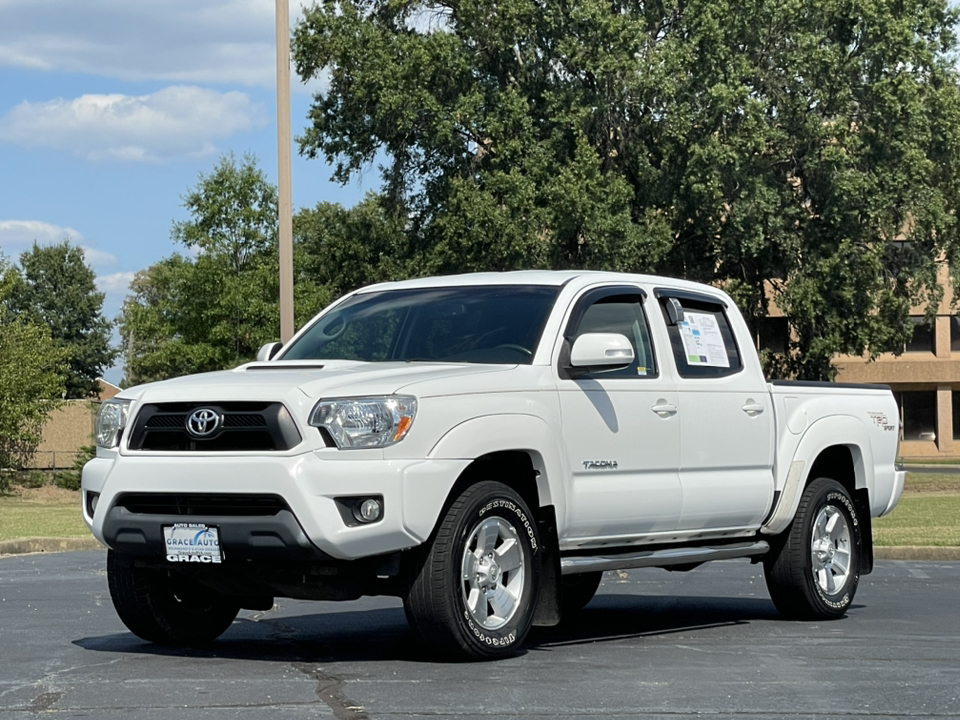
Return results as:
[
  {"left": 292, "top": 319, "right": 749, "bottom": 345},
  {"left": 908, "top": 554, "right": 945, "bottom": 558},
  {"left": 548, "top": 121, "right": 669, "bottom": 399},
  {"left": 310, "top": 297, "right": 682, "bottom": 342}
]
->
[
  {"left": 874, "top": 546, "right": 960, "bottom": 561},
  {"left": 0, "top": 537, "right": 104, "bottom": 557},
  {"left": 1, "top": 537, "right": 959, "bottom": 562}
]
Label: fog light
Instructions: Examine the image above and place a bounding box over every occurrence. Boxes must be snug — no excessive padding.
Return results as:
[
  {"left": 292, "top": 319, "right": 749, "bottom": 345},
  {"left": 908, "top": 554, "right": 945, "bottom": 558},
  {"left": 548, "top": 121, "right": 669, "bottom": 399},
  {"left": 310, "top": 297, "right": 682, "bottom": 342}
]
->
[
  {"left": 86, "top": 491, "right": 100, "bottom": 518},
  {"left": 353, "top": 498, "right": 383, "bottom": 524}
]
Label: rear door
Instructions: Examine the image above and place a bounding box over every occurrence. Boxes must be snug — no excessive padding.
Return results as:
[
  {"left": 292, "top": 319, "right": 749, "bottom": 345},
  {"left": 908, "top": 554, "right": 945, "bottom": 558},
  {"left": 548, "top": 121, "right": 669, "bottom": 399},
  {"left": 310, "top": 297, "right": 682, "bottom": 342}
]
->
[{"left": 654, "top": 288, "right": 775, "bottom": 531}]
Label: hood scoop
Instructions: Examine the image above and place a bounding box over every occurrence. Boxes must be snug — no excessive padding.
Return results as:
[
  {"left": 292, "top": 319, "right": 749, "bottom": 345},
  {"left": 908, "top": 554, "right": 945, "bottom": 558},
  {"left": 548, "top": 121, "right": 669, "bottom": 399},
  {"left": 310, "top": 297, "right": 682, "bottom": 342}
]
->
[{"left": 242, "top": 362, "right": 325, "bottom": 371}]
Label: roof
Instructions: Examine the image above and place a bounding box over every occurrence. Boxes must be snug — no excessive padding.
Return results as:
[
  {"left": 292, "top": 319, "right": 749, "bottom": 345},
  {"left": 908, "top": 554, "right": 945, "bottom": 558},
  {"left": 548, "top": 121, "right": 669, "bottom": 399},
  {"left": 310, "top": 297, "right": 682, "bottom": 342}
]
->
[{"left": 355, "top": 270, "right": 725, "bottom": 297}]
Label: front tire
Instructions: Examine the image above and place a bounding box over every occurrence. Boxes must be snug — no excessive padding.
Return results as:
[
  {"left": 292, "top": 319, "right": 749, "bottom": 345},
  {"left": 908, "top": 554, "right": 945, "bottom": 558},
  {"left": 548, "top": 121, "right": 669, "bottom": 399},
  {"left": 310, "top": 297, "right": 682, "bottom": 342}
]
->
[
  {"left": 404, "top": 481, "right": 541, "bottom": 660},
  {"left": 107, "top": 550, "right": 240, "bottom": 645},
  {"left": 763, "top": 477, "right": 862, "bottom": 620}
]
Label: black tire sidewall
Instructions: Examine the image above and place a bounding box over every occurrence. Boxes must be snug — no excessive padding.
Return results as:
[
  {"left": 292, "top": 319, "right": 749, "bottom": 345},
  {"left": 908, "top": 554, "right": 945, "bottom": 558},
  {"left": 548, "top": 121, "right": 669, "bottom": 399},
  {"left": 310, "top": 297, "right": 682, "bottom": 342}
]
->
[
  {"left": 801, "top": 479, "right": 861, "bottom": 614},
  {"left": 108, "top": 551, "right": 238, "bottom": 645},
  {"left": 449, "top": 485, "right": 540, "bottom": 655}
]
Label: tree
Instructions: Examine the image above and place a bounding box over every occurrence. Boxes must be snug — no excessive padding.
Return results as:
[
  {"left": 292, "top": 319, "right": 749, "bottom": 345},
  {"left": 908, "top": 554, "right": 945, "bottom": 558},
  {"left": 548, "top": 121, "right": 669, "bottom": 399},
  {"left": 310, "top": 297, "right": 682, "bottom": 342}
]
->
[
  {"left": 4, "top": 242, "right": 117, "bottom": 397},
  {"left": 120, "top": 154, "right": 326, "bottom": 384},
  {"left": 0, "top": 258, "right": 68, "bottom": 469},
  {"left": 295, "top": 192, "right": 412, "bottom": 298},
  {"left": 292, "top": 0, "right": 960, "bottom": 379}
]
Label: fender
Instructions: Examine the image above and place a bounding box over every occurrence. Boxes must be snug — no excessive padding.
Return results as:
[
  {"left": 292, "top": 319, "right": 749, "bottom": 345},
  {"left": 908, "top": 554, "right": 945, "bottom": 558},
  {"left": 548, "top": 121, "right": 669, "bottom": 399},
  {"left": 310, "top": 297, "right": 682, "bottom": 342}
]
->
[
  {"left": 761, "top": 414, "right": 874, "bottom": 536},
  {"left": 428, "top": 413, "right": 567, "bottom": 523}
]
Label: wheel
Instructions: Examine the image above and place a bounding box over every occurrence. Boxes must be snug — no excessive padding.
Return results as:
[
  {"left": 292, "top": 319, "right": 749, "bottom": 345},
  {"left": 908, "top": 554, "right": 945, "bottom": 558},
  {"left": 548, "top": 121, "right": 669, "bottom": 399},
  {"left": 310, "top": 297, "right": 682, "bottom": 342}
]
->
[
  {"left": 403, "top": 481, "right": 541, "bottom": 660},
  {"left": 763, "top": 477, "right": 862, "bottom": 620},
  {"left": 107, "top": 550, "right": 240, "bottom": 645},
  {"left": 561, "top": 572, "right": 602, "bottom": 617}
]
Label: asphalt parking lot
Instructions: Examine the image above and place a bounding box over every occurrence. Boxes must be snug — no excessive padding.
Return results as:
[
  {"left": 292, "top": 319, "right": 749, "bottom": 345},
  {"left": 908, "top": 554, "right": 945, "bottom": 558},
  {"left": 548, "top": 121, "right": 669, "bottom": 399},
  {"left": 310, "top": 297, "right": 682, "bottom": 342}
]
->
[{"left": 1, "top": 552, "right": 958, "bottom": 719}]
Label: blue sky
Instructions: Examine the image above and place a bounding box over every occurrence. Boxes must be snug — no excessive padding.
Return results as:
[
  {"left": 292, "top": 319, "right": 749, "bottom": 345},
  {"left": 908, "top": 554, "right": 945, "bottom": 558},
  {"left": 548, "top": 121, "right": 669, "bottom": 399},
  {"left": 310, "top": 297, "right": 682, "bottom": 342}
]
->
[{"left": 0, "top": 0, "right": 373, "bottom": 382}]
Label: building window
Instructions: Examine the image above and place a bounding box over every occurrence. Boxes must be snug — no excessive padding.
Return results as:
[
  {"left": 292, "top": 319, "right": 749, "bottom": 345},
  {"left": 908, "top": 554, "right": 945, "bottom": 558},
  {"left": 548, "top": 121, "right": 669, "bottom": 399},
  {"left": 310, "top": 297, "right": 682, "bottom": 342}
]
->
[
  {"left": 905, "top": 317, "right": 934, "bottom": 353},
  {"left": 951, "top": 317, "right": 960, "bottom": 353},
  {"left": 894, "top": 391, "right": 937, "bottom": 441},
  {"left": 953, "top": 392, "right": 960, "bottom": 441},
  {"left": 756, "top": 317, "right": 789, "bottom": 354}
]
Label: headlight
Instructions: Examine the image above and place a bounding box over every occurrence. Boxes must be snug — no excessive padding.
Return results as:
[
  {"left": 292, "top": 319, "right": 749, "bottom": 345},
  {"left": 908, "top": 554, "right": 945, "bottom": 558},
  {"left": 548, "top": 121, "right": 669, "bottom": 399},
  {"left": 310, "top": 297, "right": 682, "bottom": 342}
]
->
[
  {"left": 309, "top": 396, "right": 417, "bottom": 449},
  {"left": 96, "top": 398, "right": 132, "bottom": 449}
]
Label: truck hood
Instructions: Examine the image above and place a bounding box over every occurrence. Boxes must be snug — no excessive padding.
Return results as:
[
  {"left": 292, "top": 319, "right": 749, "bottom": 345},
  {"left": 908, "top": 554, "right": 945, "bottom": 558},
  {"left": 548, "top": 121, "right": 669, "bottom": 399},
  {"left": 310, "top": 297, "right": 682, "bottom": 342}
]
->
[{"left": 119, "top": 360, "right": 514, "bottom": 404}]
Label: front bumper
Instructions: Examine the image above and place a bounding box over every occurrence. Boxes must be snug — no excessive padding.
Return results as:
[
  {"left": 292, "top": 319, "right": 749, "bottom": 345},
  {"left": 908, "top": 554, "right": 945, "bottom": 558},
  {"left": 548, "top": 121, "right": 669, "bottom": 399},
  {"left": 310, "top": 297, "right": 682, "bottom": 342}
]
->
[{"left": 81, "top": 451, "right": 470, "bottom": 561}]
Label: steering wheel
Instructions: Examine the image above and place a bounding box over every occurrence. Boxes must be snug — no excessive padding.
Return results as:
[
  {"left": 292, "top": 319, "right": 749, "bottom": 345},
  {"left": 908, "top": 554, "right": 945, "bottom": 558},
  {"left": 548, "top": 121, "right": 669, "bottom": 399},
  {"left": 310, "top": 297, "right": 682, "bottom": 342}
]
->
[{"left": 494, "top": 343, "right": 532, "bottom": 357}]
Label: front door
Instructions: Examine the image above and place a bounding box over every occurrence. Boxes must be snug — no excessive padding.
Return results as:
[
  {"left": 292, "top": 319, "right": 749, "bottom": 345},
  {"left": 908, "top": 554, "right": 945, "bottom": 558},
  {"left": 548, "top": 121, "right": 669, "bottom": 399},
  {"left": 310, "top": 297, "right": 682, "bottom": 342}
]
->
[{"left": 556, "top": 287, "right": 683, "bottom": 544}]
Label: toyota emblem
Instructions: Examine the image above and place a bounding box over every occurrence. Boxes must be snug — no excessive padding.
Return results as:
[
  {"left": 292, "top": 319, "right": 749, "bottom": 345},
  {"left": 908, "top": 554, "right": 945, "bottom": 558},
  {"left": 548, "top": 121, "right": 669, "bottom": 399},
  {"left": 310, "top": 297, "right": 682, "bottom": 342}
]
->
[{"left": 186, "top": 408, "right": 222, "bottom": 438}]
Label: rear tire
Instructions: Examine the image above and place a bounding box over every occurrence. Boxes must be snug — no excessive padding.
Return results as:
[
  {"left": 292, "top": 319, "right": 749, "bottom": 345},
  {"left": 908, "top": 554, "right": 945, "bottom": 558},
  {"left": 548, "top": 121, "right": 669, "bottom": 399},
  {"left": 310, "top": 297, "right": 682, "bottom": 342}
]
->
[
  {"left": 107, "top": 550, "right": 239, "bottom": 645},
  {"left": 404, "top": 481, "right": 541, "bottom": 660},
  {"left": 763, "top": 477, "right": 862, "bottom": 620}
]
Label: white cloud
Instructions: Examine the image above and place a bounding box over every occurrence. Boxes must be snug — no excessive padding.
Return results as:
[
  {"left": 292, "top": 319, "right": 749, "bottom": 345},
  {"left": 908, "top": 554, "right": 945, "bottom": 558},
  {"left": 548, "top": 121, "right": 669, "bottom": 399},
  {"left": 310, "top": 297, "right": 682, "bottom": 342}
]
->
[
  {"left": 0, "top": 219, "right": 84, "bottom": 248},
  {"left": 0, "top": 0, "right": 318, "bottom": 89},
  {"left": 96, "top": 271, "right": 136, "bottom": 295},
  {"left": 0, "top": 86, "right": 267, "bottom": 163},
  {"left": 81, "top": 247, "right": 118, "bottom": 268},
  {"left": 0, "top": 220, "right": 118, "bottom": 270}
]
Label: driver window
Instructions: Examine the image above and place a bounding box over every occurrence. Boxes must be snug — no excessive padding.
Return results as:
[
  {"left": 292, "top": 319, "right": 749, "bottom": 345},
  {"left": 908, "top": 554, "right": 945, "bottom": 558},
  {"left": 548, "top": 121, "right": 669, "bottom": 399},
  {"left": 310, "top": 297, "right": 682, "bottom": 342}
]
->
[{"left": 573, "top": 296, "right": 657, "bottom": 378}]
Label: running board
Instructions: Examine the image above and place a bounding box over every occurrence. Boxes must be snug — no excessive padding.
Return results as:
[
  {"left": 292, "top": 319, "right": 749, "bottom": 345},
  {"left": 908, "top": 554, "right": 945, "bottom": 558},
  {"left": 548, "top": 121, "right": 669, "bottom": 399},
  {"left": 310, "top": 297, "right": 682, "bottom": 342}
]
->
[{"left": 559, "top": 540, "right": 770, "bottom": 575}]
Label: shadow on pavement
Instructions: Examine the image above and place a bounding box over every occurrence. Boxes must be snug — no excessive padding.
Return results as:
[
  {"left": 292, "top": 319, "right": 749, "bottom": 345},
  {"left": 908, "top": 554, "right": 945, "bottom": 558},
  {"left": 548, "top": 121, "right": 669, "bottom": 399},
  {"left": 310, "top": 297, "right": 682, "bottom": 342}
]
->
[
  {"left": 530, "top": 593, "right": 781, "bottom": 649},
  {"left": 73, "top": 592, "right": 791, "bottom": 663}
]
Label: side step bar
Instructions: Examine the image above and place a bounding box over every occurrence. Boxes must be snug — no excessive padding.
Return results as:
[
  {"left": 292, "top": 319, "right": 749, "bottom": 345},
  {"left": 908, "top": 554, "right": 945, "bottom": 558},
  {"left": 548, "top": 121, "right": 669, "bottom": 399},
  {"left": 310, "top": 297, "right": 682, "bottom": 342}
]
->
[{"left": 560, "top": 541, "right": 770, "bottom": 575}]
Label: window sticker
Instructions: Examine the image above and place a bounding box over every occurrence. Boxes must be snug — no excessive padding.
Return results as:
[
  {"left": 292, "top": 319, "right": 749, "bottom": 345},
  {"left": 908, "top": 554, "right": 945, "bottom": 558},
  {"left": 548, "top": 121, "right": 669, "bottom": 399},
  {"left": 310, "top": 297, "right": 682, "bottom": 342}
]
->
[{"left": 678, "top": 311, "right": 730, "bottom": 367}]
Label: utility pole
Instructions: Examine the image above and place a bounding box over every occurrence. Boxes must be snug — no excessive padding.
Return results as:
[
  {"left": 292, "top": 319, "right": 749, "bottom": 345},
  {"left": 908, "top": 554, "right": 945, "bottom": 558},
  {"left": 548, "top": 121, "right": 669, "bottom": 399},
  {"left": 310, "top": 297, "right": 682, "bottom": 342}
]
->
[{"left": 276, "top": 0, "right": 295, "bottom": 342}]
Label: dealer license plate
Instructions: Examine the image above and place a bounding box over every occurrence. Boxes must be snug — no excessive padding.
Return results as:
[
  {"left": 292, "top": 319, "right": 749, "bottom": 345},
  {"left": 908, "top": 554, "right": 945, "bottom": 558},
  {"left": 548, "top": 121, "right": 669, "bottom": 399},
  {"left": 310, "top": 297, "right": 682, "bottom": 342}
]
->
[{"left": 163, "top": 523, "right": 223, "bottom": 564}]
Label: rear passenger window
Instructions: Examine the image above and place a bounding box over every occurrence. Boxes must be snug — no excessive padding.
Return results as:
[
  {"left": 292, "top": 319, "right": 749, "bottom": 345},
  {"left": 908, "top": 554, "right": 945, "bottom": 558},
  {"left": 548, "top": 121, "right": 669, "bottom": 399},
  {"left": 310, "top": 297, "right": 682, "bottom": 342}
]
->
[
  {"left": 569, "top": 294, "right": 657, "bottom": 378},
  {"left": 658, "top": 295, "right": 742, "bottom": 378}
]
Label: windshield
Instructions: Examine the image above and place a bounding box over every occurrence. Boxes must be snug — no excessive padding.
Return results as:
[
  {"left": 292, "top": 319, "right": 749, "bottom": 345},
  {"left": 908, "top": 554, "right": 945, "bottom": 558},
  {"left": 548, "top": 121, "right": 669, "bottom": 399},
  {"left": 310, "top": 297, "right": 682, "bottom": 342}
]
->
[{"left": 281, "top": 285, "right": 560, "bottom": 364}]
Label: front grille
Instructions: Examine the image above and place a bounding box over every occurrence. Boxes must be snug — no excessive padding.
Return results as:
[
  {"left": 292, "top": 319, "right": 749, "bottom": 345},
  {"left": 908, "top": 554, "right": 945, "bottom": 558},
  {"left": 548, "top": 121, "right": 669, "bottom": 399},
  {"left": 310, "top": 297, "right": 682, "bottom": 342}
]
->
[
  {"left": 115, "top": 493, "right": 289, "bottom": 516},
  {"left": 127, "top": 402, "right": 301, "bottom": 451}
]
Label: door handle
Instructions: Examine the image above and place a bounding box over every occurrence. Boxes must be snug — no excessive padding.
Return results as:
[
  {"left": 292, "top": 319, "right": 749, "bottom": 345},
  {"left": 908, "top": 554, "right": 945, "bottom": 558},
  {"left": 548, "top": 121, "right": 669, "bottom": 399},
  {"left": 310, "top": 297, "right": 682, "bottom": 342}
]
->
[
  {"left": 742, "top": 401, "right": 765, "bottom": 416},
  {"left": 652, "top": 401, "right": 678, "bottom": 417}
]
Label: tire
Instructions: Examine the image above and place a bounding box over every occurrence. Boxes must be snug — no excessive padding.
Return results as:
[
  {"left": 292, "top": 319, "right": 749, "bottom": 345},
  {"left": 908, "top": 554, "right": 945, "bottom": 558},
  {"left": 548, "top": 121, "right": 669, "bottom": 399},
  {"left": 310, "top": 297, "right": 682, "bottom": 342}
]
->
[
  {"left": 763, "top": 477, "right": 862, "bottom": 620},
  {"left": 403, "top": 481, "right": 541, "bottom": 660},
  {"left": 561, "top": 572, "right": 603, "bottom": 617},
  {"left": 107, "top": 550, "right": 240, "bottom": 645}
]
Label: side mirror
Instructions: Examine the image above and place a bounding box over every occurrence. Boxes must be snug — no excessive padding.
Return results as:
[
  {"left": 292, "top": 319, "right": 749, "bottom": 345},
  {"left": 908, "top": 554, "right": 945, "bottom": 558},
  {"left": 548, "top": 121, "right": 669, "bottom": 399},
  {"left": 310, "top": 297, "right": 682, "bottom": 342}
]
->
[
  {"left": 256, "top": 342, "right": 283, "bottom": 362},
  {"left": 568, "top": 333, "right": 635, "bottom": 373}
]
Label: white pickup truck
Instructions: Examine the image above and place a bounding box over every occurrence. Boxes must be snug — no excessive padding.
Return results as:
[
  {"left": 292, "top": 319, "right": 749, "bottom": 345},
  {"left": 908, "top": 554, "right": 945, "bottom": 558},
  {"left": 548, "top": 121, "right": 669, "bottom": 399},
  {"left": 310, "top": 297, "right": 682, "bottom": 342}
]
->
[{"left": 82, "top": 271, "right": 905, "bottom": 659}]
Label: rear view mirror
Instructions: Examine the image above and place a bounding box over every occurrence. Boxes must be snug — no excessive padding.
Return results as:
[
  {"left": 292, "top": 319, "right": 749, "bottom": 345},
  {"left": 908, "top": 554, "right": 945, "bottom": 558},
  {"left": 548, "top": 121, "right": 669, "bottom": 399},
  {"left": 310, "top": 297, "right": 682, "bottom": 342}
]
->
[{"left": 256, "top": 342, "right": 283, "bottom": 362}]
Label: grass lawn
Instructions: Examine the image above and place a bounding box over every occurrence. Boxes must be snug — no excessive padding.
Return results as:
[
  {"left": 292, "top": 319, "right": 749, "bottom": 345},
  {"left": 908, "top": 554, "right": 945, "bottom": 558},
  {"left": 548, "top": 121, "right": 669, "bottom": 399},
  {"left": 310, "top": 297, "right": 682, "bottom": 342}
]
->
[
  {"left": 873, "top": 472, "right": 960, "bottom": 547},
  {"left": 0, "top": 472, "right": 958, "bottom": 546},
  {"left": 0, "top": 486, "right": 88, "bottom": 542}
]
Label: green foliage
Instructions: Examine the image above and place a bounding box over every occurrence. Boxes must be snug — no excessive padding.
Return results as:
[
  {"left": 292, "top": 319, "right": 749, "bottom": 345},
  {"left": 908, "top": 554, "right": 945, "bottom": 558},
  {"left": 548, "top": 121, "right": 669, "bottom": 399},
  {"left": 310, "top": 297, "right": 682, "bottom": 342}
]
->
[
  {"left": 17, "top": 471, "right": 48, "bottom": 489},
  {"left": 54, "top": 444, "right": 95, "bottom": 492},
  {"left": 3, "top": 242, "right": 117, "bottom": 397},
  {"left": 295, "top": 193, "right": 411, "bottom": 298},
  {"left": 292, "top": 0, "right": 960, "bottom": 379},
  {"left": 0, "top": 259, "right": 69, "bottom": 469}
]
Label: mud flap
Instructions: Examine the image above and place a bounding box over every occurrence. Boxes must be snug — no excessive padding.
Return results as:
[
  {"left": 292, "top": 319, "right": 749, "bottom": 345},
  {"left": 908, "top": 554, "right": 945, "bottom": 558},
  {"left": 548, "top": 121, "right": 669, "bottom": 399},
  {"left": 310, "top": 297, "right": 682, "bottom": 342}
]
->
[
  {"left": 855, "top": 489, "right": 874, "bottom": 576},
  {"left": 533, "top": 506, "right": 561, "bottom": 626}
]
